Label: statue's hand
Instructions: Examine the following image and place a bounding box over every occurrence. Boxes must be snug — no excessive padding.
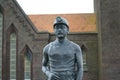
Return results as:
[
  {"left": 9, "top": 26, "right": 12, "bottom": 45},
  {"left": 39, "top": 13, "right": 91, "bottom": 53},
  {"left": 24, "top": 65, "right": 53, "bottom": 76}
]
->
[{"left": 48, "top": 72, "right": 60, "bottom": 80}]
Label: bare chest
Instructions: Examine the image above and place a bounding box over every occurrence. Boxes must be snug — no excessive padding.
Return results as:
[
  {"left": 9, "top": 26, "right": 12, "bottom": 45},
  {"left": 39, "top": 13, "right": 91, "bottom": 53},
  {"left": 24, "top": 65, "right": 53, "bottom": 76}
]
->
[{"left": 48, "top": 44, "right": 75, "bottom": 60}]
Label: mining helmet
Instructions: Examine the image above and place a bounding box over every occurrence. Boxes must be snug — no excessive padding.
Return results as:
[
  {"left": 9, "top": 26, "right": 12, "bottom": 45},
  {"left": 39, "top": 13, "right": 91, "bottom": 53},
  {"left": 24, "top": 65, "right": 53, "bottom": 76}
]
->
[{"left": 53, "top": 16, "right": 69, "bottom": 28}]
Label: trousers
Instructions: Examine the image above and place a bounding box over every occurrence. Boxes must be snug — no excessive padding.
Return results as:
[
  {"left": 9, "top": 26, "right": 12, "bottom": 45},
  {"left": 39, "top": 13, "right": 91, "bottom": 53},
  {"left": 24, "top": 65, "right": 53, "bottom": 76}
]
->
[{"left": 47, "top": 71, "right": 76, "bottom": 80}]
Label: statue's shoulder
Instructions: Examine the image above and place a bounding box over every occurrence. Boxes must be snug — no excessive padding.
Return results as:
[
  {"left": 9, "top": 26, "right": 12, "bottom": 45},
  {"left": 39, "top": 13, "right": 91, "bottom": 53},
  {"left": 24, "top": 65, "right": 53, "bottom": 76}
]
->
[
  {"left": 70, "top": 41, "right": 80, "bottom": 48},
  {"left": 43, "top": 42, "right": 54, "bottom": 53},
  {"left": 69, "top": 41, "right": 81, "bottom": 51},
  {"left": 69, "top": 41, "right": 81, "bottom": 53}
]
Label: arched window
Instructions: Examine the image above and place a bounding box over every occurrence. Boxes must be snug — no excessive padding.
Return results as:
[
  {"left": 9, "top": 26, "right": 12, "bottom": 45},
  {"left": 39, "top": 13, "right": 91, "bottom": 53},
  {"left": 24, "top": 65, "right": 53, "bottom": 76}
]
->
[
  {"left": 81, "top": 44, "right": 88, "bottom": 71},
  {"left": 10, "top": 33, "right": 16, "bottom": 80},
  {"left": 0, "top": 11, "right": 3, "bottom": 80},
  {"left": 24, "top": 48, "right": 32, "bottom": 80}
]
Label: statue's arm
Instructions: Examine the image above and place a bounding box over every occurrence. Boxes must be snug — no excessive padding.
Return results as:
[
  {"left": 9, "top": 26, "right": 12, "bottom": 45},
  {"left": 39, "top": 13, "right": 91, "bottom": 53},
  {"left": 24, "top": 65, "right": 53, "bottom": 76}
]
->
[
  {"left": 42, "top": 44, "right": 60, "bottom": 80},
  {"left": 75, "top": 45, "right": 83, "bottom": 80},
  {"left": 42, "top": 45, "right": 50, "bottom": 77}
]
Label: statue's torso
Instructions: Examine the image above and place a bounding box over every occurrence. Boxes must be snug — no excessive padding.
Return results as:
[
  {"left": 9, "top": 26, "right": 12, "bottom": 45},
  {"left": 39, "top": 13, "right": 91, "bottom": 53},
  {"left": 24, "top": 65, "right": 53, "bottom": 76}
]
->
[{"left": 48, "top": 41, "right": 76, "bottom": 72}]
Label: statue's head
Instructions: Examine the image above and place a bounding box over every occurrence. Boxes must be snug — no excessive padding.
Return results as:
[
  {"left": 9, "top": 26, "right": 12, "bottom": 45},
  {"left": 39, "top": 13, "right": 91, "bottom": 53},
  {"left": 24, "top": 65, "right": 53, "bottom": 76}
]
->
[{"left": 53, "top": 16, "right": 69, "bottom": 38}]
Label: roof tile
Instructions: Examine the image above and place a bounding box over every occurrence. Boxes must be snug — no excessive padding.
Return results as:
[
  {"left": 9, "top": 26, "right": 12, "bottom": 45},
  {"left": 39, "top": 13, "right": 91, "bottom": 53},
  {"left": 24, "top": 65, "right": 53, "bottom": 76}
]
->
[{"left": 28, "top": 14, "right": 96, "bottom": 33}]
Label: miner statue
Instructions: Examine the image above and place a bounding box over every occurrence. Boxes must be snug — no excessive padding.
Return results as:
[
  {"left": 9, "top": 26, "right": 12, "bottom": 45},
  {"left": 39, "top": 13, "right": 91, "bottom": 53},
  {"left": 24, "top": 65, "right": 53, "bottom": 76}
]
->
[{"left": 42, "top": 16, "right": 83, "bottom": 80}]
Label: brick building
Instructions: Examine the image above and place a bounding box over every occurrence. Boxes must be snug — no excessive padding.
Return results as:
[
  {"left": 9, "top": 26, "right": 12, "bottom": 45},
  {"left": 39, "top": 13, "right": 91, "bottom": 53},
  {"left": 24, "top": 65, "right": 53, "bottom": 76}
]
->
[
  {"left": 1, "top": 0, "right": 119, "bottom": 80},
  {"left": 0, "top": 0, "right": 100, "bottom": 80}
]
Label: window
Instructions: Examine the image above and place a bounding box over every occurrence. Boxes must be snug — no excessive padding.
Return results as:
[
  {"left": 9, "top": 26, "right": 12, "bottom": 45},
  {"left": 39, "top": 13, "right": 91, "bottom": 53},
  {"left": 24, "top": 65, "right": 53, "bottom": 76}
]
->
[
  {"left": 0, "top": 12, "right": 3, "bottom": 80},
  {"left": 81, "top": 45, "right": 88, "bottom": 71},
  {"left": 24, "top": 48, "right": 32, "bottom": 80},
  {"left": 10, "top": 33, "right": 16, "bottom": 80}
]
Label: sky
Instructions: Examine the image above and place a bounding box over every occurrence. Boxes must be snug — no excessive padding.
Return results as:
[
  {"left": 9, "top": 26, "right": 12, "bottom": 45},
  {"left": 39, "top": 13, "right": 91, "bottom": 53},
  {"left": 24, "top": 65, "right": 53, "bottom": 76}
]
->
[{"left": 16, "top": 0, "right": 94, "bottom": 14}]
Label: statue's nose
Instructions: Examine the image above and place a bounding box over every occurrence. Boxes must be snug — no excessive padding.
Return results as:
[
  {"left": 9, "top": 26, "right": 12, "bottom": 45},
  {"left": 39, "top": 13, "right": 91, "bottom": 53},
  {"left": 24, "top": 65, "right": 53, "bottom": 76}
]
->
[{"left": 58, "top": 28, "right": 62, "bottom": 31}]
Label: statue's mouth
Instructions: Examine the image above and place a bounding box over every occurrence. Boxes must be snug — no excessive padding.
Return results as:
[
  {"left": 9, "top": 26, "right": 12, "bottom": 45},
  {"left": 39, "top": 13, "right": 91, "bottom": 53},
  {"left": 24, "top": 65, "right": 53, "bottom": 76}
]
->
[{"left": 58, "top": 33, "right": 63, "bottom": 35}]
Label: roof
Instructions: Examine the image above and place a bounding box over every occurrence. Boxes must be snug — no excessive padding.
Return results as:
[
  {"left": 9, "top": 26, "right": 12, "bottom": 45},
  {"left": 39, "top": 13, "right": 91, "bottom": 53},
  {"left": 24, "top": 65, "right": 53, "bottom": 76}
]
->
[{"left": 28, "top": 14, "right": 96, "bottom": 33}]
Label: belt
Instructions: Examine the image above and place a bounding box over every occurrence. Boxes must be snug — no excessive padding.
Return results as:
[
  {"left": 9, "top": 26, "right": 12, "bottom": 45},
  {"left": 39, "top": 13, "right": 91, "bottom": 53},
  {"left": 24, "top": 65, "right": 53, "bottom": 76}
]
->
[{"left": 53, "top": 70, "right": 75, "bottom": 75}]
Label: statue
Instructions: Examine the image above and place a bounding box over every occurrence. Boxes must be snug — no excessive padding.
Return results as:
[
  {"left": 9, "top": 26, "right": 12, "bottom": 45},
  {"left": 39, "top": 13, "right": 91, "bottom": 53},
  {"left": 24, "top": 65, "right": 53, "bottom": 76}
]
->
[{"left": 42, "top": 16, "right": 83, "bottom": 80}]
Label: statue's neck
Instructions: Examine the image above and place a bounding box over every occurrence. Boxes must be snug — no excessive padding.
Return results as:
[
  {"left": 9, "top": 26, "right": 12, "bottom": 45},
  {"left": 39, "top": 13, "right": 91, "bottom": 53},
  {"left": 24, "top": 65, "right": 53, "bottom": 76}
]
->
[{"left": 56, "top": 37, "right": 68, "bottom": 44}]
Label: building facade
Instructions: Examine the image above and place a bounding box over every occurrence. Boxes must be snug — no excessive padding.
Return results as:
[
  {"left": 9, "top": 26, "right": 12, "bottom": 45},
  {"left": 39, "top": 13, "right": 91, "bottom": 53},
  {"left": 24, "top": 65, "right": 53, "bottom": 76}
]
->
[{"left": 0, "top": 0, "right": 99, "bottom": 80}]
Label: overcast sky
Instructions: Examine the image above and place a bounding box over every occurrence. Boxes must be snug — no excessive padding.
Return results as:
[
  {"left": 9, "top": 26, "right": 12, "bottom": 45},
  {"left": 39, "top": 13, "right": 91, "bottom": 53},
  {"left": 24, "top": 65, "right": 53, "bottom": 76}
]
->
[{"left": 16, "top": 0, "right": 94, "bottom": 14}]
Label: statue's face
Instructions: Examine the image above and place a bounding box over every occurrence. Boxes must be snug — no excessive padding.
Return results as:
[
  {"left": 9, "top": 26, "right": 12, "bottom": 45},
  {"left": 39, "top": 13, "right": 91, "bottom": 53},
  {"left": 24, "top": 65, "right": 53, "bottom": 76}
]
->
[{"left": 54, "top": 24, "right": 69, "bottom": 38}]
